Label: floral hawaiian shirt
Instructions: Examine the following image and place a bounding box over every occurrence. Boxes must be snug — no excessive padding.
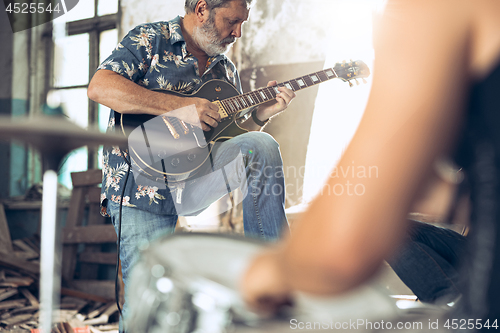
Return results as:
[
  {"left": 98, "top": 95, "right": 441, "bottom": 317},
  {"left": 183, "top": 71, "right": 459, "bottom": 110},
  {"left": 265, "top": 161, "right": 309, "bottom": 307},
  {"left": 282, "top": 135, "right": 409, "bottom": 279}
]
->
[{"left": 98, "top": 16, "right": 242, "bottom": 216}]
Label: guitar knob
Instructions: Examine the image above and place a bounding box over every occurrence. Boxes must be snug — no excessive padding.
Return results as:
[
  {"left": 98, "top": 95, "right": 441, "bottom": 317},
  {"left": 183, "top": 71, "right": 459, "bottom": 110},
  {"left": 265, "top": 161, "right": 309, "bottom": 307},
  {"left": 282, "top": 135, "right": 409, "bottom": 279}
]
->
[
  {"left": 158, "top": 150, "right": 167, "bottom": 158},
  {"left": 171, "top": 158, "right": 180, "bottom": 167},
  {"left": 187, "top": 153, "right": 196, "bottom": 161}
]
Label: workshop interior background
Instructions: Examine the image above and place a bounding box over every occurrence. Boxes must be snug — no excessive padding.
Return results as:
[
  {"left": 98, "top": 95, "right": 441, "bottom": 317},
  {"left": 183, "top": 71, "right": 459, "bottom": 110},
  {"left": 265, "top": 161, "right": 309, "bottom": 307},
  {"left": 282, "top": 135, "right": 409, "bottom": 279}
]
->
[{"left": 0, "top": 0, "right": 375, "bottom": 241}]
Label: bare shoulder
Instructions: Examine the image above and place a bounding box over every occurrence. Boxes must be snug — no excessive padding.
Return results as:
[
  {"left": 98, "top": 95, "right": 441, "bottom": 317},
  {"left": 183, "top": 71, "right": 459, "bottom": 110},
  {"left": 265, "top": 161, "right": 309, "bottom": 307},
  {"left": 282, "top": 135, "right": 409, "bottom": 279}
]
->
[
  {"left": 379, "top": 0, "right": 470, "bottom": 36},
  {"left": 376, "top": 0, "right": 470, "bottom": 51},
  {"left": 378, "top": 0, "right": 500, "bottom": 79},
  {"left": 469, "top": 0, "right": 500, "bottom": 79}
]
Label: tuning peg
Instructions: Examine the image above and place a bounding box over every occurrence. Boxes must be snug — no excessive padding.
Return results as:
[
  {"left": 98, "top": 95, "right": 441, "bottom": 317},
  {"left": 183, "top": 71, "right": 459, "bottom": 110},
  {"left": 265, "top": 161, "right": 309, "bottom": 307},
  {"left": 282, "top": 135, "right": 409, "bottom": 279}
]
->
[
  {"left": 362, "top": 78, "right": 367, "bottom": 84},
  {"left": 348, "top": 81, "right": 353, "bottom": 87},
  {"left": 355, "top": 79, "right": 360, "bottom": 85}
]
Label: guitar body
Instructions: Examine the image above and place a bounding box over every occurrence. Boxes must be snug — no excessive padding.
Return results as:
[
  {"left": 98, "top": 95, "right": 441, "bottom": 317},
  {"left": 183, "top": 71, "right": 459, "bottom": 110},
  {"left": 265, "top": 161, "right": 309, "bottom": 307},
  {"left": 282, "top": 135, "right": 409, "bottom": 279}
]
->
[{"left": 119, "top": 80, "right": 249, "bottom": 183}]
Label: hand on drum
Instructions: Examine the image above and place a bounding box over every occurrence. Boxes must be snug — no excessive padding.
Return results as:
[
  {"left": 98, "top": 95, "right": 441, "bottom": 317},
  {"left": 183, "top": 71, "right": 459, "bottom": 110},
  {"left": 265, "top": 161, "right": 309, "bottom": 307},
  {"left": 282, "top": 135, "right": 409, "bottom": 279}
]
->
[{"left": 240, "top": 249, "right": 293, "bottom": 316}]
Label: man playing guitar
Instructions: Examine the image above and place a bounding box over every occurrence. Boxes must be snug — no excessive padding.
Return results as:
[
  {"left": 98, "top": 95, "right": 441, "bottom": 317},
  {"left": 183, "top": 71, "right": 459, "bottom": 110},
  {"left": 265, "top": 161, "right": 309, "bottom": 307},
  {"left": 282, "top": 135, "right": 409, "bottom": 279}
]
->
[{"left": 88, "top": 0, "right": 295, "bottom": 330}]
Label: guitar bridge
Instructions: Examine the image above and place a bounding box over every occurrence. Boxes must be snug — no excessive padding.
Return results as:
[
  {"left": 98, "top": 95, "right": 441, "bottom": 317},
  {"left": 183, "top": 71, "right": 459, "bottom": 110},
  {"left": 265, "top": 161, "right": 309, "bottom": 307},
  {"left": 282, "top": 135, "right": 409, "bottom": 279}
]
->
[{"left": 162, "top": 116, "right": 180, "bottom": 139}]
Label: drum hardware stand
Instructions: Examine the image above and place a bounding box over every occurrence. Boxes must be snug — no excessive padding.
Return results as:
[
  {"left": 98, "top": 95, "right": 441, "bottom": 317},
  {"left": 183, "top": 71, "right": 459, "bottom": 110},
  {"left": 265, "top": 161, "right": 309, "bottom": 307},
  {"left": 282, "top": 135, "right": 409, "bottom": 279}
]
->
[
  {"left": 0, "top": 115, "right": 128, "bottom": 332},
  {"left": 39, "top": 150, "right": 67, "bottom": 333}
]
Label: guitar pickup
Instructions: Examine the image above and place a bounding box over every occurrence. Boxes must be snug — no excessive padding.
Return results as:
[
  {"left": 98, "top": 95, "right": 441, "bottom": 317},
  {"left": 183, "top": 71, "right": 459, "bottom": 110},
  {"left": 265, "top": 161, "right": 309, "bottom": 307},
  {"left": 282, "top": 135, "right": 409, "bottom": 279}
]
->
[
  {"left": 179, "top": 120, "right": 190, "bottom": 134},
  {"left": 214, "top": 100, "right": 229, "bottom": 119}
]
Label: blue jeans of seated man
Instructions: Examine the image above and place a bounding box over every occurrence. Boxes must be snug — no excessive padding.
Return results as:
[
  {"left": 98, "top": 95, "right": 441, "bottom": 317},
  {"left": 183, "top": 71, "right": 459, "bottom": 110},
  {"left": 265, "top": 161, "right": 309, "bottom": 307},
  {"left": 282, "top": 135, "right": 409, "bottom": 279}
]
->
[
  {"left": 387, "top": 220, "right": 468, "bottom": 303},
  {"left": 107, "top": 131, "right": 289, "bottom": 332}
]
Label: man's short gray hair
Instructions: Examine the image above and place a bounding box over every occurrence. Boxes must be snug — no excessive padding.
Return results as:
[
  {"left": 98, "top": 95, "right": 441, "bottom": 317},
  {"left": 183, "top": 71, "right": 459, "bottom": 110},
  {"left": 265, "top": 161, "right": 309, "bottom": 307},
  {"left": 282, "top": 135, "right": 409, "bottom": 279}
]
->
[{"left": 185, "top": 0, "right": 253, "bottom": 14}]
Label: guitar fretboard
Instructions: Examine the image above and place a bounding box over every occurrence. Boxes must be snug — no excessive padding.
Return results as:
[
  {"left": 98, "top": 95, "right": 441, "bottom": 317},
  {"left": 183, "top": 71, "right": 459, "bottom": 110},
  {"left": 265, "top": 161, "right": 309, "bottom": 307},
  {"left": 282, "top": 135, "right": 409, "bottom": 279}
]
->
[{"left": 220, "top": 67, "right": 340, "bottom": 116}]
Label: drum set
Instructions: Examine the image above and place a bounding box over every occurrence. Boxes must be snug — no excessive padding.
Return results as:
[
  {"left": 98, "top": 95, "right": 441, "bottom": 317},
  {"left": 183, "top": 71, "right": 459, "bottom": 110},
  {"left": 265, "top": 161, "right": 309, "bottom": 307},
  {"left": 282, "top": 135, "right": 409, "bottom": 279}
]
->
[
  {"left": 0, "top": 115, "right": 449, "bottom": 333},
  {"left": 126, "top": 232, "right": 406, "bottom": 333},
  {"left": 0, "top": 115, "right": 127, "bottom": 333}
]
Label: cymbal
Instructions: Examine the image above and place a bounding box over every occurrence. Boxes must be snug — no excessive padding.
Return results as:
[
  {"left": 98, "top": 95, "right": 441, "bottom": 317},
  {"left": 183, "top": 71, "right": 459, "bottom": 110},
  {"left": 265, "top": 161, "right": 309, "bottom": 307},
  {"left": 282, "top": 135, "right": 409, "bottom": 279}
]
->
[{"left": 0, "top": 115, "right": 127, "bottom": 155}]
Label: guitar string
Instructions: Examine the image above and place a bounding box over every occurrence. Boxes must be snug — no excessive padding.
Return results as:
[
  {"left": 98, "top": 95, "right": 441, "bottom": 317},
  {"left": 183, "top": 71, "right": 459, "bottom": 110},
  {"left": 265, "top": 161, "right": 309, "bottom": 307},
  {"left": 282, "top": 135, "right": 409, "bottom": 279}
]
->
[{"left": 219, "top": 67, "right": 345, "bottom": 117}]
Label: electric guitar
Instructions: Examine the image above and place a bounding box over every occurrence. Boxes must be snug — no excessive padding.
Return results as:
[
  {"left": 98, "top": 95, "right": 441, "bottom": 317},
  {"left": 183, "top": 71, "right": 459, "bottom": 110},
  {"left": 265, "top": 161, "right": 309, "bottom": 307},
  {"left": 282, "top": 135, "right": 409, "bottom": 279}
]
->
[{"left": 120, "top": 60, "right": 370, "bottom": 183}]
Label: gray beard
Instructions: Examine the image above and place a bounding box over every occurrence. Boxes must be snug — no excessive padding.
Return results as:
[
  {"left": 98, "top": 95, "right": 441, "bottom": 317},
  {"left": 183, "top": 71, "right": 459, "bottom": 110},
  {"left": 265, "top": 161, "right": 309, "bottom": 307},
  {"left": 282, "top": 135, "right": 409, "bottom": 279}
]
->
[{"left": 192, "top": 18, "right": 235, "bottom": 56}]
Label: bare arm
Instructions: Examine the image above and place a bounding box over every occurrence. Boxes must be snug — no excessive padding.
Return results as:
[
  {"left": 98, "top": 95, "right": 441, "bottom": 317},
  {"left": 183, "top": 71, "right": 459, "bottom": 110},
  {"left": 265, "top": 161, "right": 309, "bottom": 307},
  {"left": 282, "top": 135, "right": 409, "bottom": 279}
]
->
[
  {"left": 241, "top": 0, "right": 474, "bottom": 310},
  {"left": 87, "top": 69, "right": 221, "bottom": 131}
]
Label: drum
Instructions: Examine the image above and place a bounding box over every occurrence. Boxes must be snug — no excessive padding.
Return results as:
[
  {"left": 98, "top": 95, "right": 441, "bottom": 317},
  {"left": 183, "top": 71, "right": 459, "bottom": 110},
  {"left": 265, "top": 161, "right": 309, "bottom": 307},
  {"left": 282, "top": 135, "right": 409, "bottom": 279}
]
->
[{"left": 126, "top": 233, "right": 405, "bottom": 333}]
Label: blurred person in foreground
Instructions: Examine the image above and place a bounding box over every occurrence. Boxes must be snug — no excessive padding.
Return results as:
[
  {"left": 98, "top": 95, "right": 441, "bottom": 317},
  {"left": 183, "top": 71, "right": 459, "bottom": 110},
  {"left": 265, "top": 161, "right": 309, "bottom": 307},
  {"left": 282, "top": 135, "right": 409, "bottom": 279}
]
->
[{"left": 241, "top": 0, "right": 500, "bottom": 326}]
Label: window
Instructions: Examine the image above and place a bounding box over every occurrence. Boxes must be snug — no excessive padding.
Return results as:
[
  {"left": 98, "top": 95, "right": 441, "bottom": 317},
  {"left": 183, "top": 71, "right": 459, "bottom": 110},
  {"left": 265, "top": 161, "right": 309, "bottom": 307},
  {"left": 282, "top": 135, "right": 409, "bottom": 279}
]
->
[
  {"left": 51, "top": 0, "right": 119, "bottom": 188},
  {"left": 303, "top": 1, "right": 377, "bottom": 201}
]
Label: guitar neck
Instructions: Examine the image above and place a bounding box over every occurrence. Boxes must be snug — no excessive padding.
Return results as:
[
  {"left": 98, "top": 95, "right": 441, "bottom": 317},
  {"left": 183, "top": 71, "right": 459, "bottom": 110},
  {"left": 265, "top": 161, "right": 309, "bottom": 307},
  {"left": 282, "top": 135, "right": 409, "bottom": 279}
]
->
[{"left": 220, "top": 67, "right": 340, "bottom": 115}]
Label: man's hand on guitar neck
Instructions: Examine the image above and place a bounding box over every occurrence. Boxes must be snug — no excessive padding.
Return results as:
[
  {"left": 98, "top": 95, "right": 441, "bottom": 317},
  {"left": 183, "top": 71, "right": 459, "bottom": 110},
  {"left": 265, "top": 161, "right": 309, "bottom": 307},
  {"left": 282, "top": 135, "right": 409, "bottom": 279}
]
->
[{"left": 242, "top": 81, "right": 296, "bottom": 131}]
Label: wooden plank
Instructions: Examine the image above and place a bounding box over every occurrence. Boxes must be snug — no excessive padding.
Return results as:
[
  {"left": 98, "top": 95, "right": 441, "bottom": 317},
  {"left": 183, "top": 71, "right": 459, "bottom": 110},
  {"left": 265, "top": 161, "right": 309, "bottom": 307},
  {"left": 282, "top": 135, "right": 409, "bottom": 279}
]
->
[
  {"left": 0, "top": 203, "right": 13, "bottom": 253},
  {"left": 88, "top": 204, "right": 106, "bottom": 225},
  {"left": 79, "top": 252, "right": 117, "bottom": 265},
  {"left": 60, "top": 286, "right": 111, "bottom": 303},
  {"left": 3, "top": 268, "right": 22, "bottom": 277},
  {"left": 62, "top": 225, "right": 117, "bottom": 244},
  {"left": 13, "top": 251, "right": 39, "bottom": 260},
  {"left": 87, "top": 302, "right": 110, "bottom": 319},
  {"left": 0, "top": 254, "right": 39, "bottom": 276},
  {"left": 61, "top": 187, "right": 86, "bottom": 283},
  {"left": 0, "top": 277, "right": 34, "bottom": 287},
  {"left": 20, "top": 288, "right": 39, "bottom": 306},
  {"left": 62, "top": 169, "right": 105, "bottom": 283},
  {"left": 0, "top": 313, "right": 33, "bottom": 326},
  {"left": 80, "top": 191, "right": 107, "bottom": 280},
  {"left": 12, "top": 239, "right": 39, "bottom": 256},
  {"left": 21, "top": 237, "right": 40, "bottom": 255},
  {"left": 66, "top": 188, "right": 86, "bottom": 229},
  {"left": 0, "top": 289, "right": 18, "bottom": 302},
  {"left": 54, "top": 309, "right": 81, "bottom": 323},
  {"left": 83, "top": 303, "right": 118, "bottom": 325},
  {"left": 71, "top": 169, "right": 102, "bottom": 187},
  {"left": 12, "top": 239, "right": 39, "bottom": 260},
  {"left": 0, "top": 299, "right": 26, "bottom": 310},
  {"left": 60, "top": 296, "right": 90, "bottom": 312},
  {"left": 70, "top": 280, "right": 116, "bottom": 301},
  {"left": 1, "top": 200, "right": 70, "bottom": 210},
  {"left": 87, "top": 187, "right": 102, "bottom": 204},
  {"left": 9, "top": 305, "right": 39, "bottom": 316},
  {"left": 20, "top": 322, "right": 39, "bottom": 330}
]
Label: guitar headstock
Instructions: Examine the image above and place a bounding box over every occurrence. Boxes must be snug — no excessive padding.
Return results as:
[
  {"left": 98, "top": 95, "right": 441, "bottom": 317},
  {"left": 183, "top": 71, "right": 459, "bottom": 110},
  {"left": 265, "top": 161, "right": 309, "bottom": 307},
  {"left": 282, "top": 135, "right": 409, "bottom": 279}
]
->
[{"left": 334, "top": 60, "right": 370, "bottom": 86}]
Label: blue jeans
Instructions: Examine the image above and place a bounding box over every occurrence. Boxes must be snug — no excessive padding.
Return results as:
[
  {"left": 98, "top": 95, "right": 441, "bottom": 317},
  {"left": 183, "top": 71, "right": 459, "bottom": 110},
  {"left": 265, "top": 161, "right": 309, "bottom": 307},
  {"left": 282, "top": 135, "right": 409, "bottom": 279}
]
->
[
  {"left": 107, "top": 131, "right": 289, "bottom": 331},
  {"left": 387, "top": 220, "right": 468, "bottom": 303}
]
